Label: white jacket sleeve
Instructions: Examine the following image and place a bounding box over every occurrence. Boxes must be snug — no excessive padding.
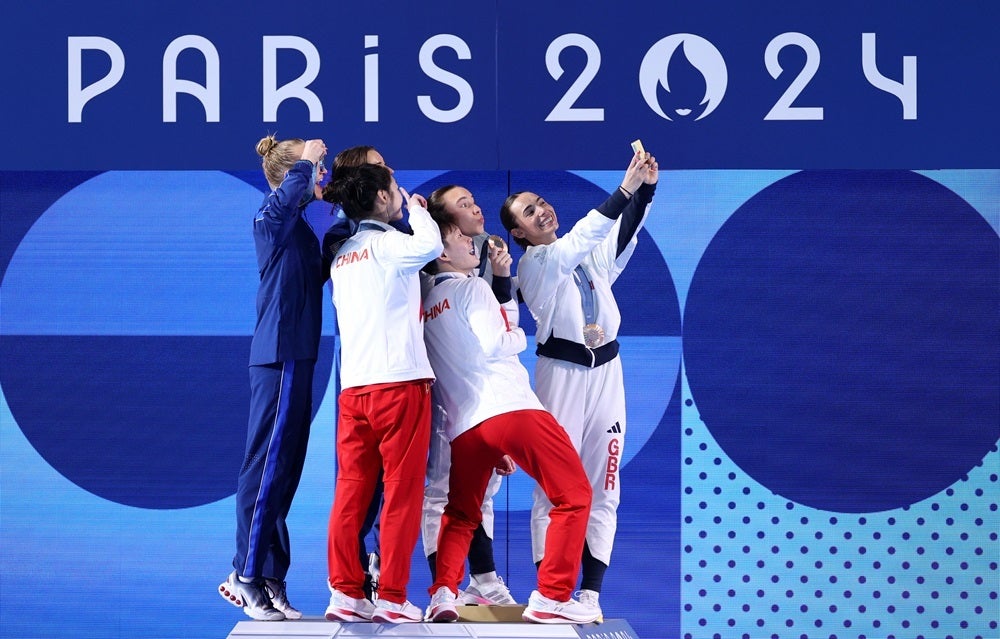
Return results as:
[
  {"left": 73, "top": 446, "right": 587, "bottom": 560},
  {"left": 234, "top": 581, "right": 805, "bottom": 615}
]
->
[
  {"left": 467, "top": 279, "right": 526, "bottom": 359},
  {"left": 593, "top": 200, "right": 650, "bottom": 284},
  {"left": 372, "top": 204, "right": 444, "bottom": 274}
]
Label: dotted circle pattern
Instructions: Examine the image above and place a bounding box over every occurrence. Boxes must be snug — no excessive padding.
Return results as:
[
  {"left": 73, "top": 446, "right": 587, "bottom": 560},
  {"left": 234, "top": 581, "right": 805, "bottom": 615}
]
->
[{"left": 681, "top": 390, "right": 999, "bottom": 639}]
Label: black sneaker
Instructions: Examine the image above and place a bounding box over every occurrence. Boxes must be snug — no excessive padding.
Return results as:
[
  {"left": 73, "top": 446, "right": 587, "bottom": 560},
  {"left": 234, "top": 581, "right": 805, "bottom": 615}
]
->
[{"left": 264, "top": 578, "right": 302, "bottom": 619}]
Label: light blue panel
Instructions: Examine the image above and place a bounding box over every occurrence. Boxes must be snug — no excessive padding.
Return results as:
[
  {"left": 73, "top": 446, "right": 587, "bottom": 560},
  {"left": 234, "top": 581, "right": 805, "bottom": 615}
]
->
[{"left": 574, "top": 169, "right": 796, "bottom": 316}]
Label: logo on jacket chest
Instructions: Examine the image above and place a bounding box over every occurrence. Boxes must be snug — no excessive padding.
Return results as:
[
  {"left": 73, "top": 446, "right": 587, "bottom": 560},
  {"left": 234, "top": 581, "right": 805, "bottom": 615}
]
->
[
  {"left": 335, "top": 248, "right": 370, "bottom": 268},
  {"left": 423, "top": 298, "right": 451, "bottom": 321}
]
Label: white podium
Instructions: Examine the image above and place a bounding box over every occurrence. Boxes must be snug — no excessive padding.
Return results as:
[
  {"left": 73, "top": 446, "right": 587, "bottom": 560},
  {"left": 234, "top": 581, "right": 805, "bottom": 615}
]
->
[{"left": 226, "top": 618, "right": 641, "bottom": 639}]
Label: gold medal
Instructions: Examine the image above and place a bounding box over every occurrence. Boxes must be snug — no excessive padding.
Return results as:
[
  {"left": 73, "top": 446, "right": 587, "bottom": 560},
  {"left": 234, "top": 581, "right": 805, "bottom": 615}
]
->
[{"left": 583, "top": 323, "right": 605, "bottom": 348}]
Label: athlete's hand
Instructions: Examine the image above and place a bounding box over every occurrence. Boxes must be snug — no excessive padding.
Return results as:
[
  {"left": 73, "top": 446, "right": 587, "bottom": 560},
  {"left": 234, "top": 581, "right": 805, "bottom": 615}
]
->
[
  {"left": 487, "top": 236, "right": 513, "bottom": 278},
  {"left": 621, "top": 150, "right": 650, "bottom": 194},
  {"left": 400, "top": 188, "right": 427, "bottom": 210},
  {"left": 494, "top": 454, "right": 516, "bottom": 476},
  {"left": 301, "top": 139, "right": 327, "bottom": 165},
  {"left": 643, "top": 153, "right": 659, "bottom": 185}
]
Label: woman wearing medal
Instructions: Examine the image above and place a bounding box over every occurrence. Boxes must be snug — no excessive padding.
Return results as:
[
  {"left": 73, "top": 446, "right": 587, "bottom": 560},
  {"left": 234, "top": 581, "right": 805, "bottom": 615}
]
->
[
  {"left": 418, "top": 184, "right": 519, "bottom": 606},
  {"left": 499, "top": 147, "right": 658, "bottom": 618}
]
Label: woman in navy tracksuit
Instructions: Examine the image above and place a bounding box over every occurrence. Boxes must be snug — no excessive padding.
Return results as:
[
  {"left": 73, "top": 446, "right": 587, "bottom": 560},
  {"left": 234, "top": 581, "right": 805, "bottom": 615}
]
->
[{"left": 218, "top": 135, "right": 327, "bottom": 621}]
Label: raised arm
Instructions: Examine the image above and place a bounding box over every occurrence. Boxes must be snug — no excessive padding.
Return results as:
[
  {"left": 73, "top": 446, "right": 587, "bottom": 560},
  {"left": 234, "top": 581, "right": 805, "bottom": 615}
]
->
[
  {"left": 254, "top": 138, "right": 326, "bottom": 245},
  {"left": 373, "top": 189, "right": 443, "bottom": 274},
  {"left": 614, "top": 151, "right": 658, "bottom": 259},
  {"left": 254, "top": 161, "right": 313, "bottom": 246}
]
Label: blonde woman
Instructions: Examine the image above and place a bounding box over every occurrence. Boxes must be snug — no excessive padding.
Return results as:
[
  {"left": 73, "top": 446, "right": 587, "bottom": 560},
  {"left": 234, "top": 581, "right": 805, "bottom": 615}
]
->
[{"left": 219, "top": 135, "right": 327, "bottom": 621}]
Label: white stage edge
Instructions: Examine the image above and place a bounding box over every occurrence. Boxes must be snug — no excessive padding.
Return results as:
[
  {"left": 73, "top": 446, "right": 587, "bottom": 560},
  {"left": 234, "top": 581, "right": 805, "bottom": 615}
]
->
[{"left": 227, "top": 618, "right": 641, "bottom": 639}]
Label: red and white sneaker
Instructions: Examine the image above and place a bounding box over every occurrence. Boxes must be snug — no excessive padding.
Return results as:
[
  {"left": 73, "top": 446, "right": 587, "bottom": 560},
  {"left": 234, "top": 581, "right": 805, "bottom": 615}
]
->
[
  {"left": 522, "top": 589, "right": 601, "bottom": 624},
  {"left": 372, "top": 599, "right": 422, "bottom": 623},
  {"left": 325, "top": 586, "right": 375, "bottom": 622},
  {"left": 218, "top": 571, "right": 285, "bottom": 621},
  {"left": 425, "top": 586, "right": 459, "bottom": 622}
]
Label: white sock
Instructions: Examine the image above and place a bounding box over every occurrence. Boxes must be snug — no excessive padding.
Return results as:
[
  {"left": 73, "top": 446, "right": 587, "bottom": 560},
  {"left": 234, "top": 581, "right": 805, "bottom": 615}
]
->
[{"left": 472, "top": 571, "right": 498, "bottom": 584}]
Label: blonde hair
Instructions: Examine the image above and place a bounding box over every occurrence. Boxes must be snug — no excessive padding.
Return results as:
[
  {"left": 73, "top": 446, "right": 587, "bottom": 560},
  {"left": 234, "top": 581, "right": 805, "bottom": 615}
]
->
[{"left": 256, "top": 135, "right": 304, "bottom": 189}]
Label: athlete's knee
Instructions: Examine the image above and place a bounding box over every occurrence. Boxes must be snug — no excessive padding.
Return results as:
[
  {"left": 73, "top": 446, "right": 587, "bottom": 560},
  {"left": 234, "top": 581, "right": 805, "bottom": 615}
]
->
[
  {"left": 548, "top": 481, "right": 592, "bottom": 512},
  {"left": 443, "top": 503, "right": 483, "bottom": 529}
]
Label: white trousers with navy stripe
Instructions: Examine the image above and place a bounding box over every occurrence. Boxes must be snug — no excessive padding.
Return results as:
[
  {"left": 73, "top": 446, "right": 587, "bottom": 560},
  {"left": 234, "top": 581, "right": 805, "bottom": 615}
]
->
[{"left": 530, "top": 354, "right": 625, "bottom": 566}]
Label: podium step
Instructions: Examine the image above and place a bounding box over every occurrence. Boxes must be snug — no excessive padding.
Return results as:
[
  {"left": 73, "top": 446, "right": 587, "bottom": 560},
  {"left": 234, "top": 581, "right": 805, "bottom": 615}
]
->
[
  {"left": 458, "top": 604, "right": 525, "bottom": 622},
  {"left": 226, "top": 616, "right": 640, "bottom": 639}
]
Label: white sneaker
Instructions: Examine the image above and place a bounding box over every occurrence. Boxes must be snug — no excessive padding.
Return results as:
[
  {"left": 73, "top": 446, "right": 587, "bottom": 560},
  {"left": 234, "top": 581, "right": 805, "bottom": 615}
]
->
[
  {"left": 522, "top": 589, "right": 600, "bottom": 624},
  {"left": 264, "top": 578, "right": 302, "bottom": 620},
  {"left": 218, "top": 571, "right": 285, "bottom": 621},
  {"left": 425, "top": 586, "right": 459, "bottom": 622},
  {"left": 576, "top": 589, "right": 603, "bottom": 622},
  {"left": 325, "top": 585, "right": 375, "bottom": 622},
  {"left": 372, "top": 599, "right": 422, "bottom": 624},
  {"left": 460, "top": 573, "right": 518, "bottom": 605}
]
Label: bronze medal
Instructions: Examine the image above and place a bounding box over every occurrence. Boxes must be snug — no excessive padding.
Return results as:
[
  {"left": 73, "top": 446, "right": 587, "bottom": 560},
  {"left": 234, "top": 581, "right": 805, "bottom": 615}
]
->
[
  {"left": 487, "top": 235, "right": 506, "bottom": 251},
  {"left": 582, "top": 323, "right": 605, "bottom": 348}
]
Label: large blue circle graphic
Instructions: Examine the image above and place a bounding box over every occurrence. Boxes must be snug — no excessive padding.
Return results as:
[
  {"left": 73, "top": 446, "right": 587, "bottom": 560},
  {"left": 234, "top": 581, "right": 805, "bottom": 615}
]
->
[
  {"left": 683, "top": 170, "right": 999, "bottom": 512},
  {"left": 0, "top": 171, "right": 333, "bottom": 509}
]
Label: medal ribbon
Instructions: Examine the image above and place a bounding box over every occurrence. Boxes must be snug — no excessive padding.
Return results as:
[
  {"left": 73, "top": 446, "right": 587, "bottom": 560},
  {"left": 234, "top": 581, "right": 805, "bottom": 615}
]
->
[
  {"left": 477, "top": 237, "right": 490, "bottom": 277},
  {"left": 357, "top": 221, "right": 388, "bottom": 233},
  {"left": 573, "top": 265, "right": 597, "bottom": 327},
  {"left": 434, "top": 273, "right": 467, "bottom": 286}
]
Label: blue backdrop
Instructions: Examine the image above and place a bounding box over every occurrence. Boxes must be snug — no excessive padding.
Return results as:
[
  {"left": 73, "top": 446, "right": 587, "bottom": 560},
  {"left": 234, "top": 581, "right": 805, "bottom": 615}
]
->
[{"left": 1, "top": 2, "right": 997, "bottom": 639}]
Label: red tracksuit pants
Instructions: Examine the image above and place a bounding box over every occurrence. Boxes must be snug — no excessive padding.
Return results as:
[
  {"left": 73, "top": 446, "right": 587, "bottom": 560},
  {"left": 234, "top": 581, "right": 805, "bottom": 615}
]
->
[
  {"left": 328, "top": 379, "right": 431, "bottom": 604},
  {"left": 430, "top": 409, "right": 592, "bottom": 601}
]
